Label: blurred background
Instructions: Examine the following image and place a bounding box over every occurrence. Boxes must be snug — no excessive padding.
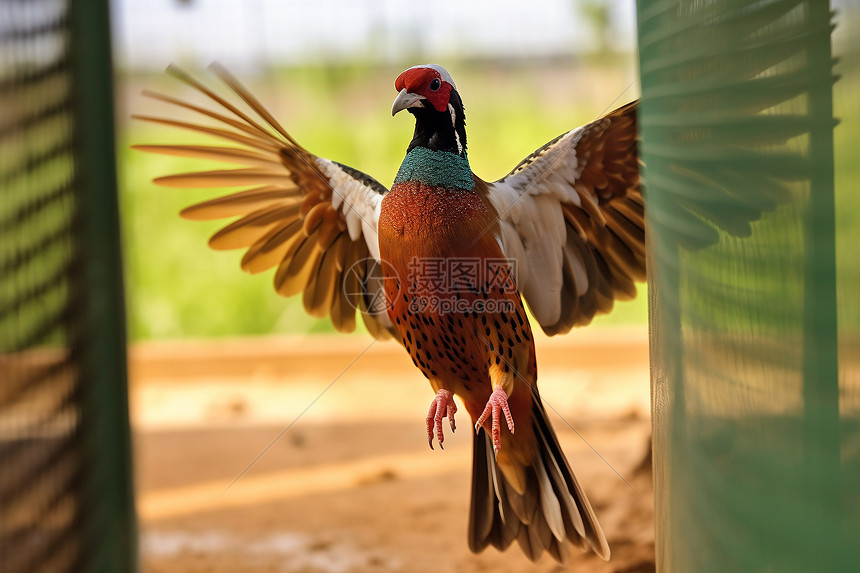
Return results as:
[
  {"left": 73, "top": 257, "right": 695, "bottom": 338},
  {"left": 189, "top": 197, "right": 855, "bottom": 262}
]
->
[{"left": 112, "top": 1, "right": 655, "bottom": 572}]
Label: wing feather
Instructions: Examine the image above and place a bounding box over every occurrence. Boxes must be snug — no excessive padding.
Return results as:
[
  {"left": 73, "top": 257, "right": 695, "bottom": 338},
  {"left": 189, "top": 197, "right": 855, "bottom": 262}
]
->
[
  {"left": 276, "top": 232, "right": 321, "bottom": 298},
  {"left": 179, "top": 186, "right": 299, "bottom": 221},
  {"left": 131, "top": 144, "right": 283, "bottom": 167},
  {"left": 303, "top": 241, "right": 340, "bottom": 318},
  {"left": 153, "top": 167, "right": 295, "bottom": 188},
  {"left": 488, "top": 101, "right": 643, "bottom": 334},
  {"left": 137, "top": 88, "right": 276, "bottom": 143},
  {"left": 133, "top": 114, "right": 282, "bottom": 153},
  {"left": 208, "top": 203, "right": 301, "bottom": 250},
  {"left": 241, "top": 219, "right": 304, "bottom": 274},
  {"left": 136, "top": 66, "right": 393, "bottom": 336}
]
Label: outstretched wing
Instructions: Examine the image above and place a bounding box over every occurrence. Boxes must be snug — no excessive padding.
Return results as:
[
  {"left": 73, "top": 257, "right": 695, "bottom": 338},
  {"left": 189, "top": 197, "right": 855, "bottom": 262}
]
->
[
  {"left": 134, "top": 65, "right": 393, "bottom": 337},
  {"left": 488, "top": 101, "right": 643, "bottom": 335}
]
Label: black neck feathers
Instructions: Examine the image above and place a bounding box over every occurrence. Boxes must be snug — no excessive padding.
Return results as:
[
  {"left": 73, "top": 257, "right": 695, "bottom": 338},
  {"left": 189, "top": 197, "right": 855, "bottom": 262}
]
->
[{"left": 406, "top": 89, "right": 467, "bottom": 156}]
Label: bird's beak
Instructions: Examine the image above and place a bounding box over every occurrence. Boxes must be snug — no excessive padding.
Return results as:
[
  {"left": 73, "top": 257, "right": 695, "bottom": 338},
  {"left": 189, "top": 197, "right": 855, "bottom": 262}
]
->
[{"left": 391, "top": 89, "right": 424, "bottom": 116}]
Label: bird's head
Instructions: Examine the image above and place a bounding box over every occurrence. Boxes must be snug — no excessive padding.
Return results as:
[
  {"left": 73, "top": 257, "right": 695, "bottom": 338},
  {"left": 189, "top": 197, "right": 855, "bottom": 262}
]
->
[{"left": 392, "top": 64, "right": 467, "bottom": 156}]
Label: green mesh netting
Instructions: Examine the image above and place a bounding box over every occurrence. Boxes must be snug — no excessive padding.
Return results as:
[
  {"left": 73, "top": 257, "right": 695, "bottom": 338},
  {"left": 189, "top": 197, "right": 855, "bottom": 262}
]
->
[
  {"left": 637, "top": 0, "right": 860, "bottom": 570},
  {"left": 0, "top": 1, "right": 136, "bottom": 571}
]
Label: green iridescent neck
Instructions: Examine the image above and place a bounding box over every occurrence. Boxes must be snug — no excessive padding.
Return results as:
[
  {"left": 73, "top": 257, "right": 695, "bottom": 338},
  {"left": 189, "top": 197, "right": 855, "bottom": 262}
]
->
[{"left": 393, "top": 147, "right": 474, "bottom": 190}]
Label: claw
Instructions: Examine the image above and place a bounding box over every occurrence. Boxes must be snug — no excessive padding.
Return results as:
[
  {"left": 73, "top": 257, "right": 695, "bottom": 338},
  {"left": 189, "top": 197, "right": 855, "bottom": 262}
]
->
[
  {"left": 426, "top": 389, "right": 457, "bottom": 450},
  {"left": 475, "top": 387, "right": 515, "bottom": 454}
]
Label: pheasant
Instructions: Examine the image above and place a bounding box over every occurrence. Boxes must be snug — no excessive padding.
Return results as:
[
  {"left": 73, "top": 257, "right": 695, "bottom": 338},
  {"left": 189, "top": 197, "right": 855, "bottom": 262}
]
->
[{"left": 135, "top": 63, "right": 642, "bottom": 564}]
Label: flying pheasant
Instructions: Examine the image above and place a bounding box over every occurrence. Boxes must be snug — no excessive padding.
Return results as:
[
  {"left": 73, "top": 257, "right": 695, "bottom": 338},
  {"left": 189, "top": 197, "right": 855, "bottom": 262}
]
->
[{"left": 135, "top": 63, "right": 642, "bottom": 564}]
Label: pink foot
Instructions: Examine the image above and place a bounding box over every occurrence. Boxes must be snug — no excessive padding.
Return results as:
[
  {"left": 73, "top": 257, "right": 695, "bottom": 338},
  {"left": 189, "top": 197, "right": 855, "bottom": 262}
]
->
[
  {"left": 475, "top": 387, "right": 515, "bottom": 454},
  {"left": 426, "top": 389, "right": 457, "bottom": 450}
]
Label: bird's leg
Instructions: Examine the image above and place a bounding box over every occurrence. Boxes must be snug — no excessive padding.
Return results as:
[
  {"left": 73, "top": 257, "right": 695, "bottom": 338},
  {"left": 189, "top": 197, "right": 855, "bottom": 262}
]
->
[
  {"left": 475, "top": 387, "right": 515, "bottom": 455},
  {"left": 426, "top": 388, "right": 457, "bottom": 450}
]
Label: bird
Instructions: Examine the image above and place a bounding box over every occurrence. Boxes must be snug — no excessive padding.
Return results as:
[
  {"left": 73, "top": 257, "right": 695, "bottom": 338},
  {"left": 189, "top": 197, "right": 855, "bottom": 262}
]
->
[{"left": 134, "top": 63, "right": 642, "bottom": 564}]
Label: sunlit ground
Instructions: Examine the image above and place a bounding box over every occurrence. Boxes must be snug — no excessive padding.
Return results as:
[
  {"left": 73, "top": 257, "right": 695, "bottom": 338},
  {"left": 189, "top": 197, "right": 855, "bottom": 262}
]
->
[{"left": 129, "top": 327, "right": 654, "bottom": 573}]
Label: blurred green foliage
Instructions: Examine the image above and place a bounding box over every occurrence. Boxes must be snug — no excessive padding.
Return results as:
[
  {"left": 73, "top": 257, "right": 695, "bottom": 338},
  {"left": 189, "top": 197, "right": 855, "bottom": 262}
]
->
[{"left": 118, "top": 59, "right": 646, "bottom": 341}]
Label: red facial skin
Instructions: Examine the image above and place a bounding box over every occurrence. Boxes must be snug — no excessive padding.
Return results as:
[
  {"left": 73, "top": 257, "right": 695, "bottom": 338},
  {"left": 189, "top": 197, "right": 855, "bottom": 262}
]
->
[{"left": 394, "top": 67, "right": 453, "bottom": 113}]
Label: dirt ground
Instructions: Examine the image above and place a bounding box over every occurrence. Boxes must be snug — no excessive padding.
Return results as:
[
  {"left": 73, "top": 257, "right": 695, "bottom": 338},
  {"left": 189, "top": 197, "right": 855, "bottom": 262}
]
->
[{"left": 130, "top": 327, "right": 654, "bottom": 573}]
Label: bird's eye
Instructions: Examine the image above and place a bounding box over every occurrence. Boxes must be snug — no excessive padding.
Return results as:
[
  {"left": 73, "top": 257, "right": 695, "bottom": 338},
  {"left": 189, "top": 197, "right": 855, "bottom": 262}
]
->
[{"left": 429, "top": 78, "right": 441, "bottom": 92}]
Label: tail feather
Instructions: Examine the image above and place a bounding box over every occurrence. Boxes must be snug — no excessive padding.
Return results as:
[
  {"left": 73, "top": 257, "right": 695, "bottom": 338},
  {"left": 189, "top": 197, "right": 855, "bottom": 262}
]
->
[
  {"left": 505, "top": 470, "right": 538, "bottom": 526},
  {"left": 533, "top": 397, "right": 610, "bottom": 559},
  {"left": 519, "top": 508, "right": 555, "bottom": 560},
  {"left": 547, "top": 533, "right": 571, "bottom": 563},
  {"left": 468, "top": 391, "right": 610, "bottom": 563},
  {"left": 468, "top": 428, "right": 495, "bottom": 547},
  {"left": 535, "top": 454, "right": 565, "bottom": 540},
  {"left": 469, "top": 429, "right": 519, "bottom": 552}
]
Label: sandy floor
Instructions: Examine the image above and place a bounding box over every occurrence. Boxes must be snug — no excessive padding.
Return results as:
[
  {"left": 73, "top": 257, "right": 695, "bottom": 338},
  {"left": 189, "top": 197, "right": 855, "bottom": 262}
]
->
[{"left": 131, "top": 327, "right": 654, "bottom": 573}]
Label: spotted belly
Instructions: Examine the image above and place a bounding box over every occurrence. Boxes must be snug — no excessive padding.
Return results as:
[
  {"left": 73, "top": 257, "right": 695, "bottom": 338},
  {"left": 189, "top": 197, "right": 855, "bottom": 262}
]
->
[
  {"left": 385, "top": 255, "right": 536, "bottom": 401},
  {"left": 378, "top": 179, "right": 538, "bottom": 404}
]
